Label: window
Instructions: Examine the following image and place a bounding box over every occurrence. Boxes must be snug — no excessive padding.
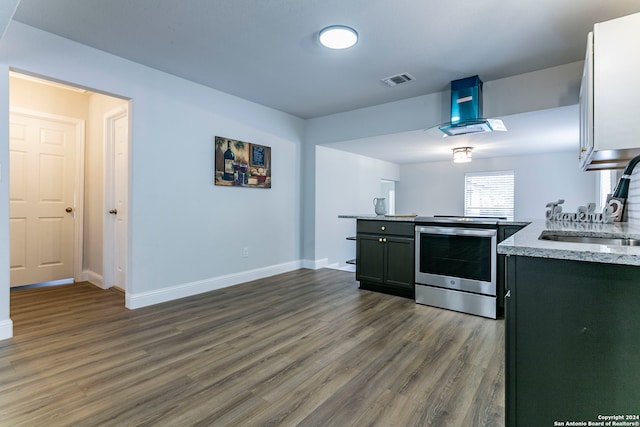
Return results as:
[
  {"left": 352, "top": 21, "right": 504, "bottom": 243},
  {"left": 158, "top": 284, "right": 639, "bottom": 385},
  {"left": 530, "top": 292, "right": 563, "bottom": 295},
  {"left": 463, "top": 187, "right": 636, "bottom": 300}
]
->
[
  {"left": 598, "top": 170, "right": 619, "bottom": 210},
  {"left": 464, "top": 171, "right": 515, "bottom": 220}
]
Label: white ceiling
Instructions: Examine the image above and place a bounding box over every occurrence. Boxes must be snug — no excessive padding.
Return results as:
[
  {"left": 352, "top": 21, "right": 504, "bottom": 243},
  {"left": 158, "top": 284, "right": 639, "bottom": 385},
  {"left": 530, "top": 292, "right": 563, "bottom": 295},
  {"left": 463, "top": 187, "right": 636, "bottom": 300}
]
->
[{"left": 9, "top": 0, "right": 640, "bottom": 164}]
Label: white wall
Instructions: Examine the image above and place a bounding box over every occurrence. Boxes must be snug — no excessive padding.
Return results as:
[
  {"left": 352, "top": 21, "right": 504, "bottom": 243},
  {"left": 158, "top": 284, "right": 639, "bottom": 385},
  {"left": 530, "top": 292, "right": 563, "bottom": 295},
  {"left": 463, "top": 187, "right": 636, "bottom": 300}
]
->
[
  {"left": 313, "top": 148, "right": 598, "bottom": 270},
  {"left": 397, "top": 151, "right": 598, "bottom": 221},
  {"left": 315, "top": 146, "right": 400, "bottom": 269},
  {"left": 0, "top": 22, "right": 305, "bottom": 328},
  {"left": 0, "top": 59, "right": 11, "bottom": 339},
  {"left": 302, "top": 62, "right": 583, "bottom": 261},
  {"left": 0, "top": 0, "right": 17, "bottom": 340}
]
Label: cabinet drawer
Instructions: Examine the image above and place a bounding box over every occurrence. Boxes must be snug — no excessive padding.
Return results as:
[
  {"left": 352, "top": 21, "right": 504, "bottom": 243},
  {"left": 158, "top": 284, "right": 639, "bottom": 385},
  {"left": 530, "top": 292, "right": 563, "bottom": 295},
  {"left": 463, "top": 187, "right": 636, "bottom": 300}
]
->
[{"left": 357, "top": 220, "right": 414, "bottom": 237}]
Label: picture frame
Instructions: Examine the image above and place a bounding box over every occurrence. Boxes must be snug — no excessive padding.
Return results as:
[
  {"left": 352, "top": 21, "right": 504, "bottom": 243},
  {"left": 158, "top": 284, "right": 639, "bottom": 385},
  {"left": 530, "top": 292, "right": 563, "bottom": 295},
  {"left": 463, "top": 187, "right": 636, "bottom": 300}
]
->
[{"left": 214, "top": 136, "right": 271, "bottom": 188}]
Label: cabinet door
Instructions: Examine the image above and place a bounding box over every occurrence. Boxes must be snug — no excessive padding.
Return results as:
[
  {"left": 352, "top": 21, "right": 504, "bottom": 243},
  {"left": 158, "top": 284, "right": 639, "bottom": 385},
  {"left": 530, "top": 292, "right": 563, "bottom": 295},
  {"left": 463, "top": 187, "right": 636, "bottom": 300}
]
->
[
  {"left": 497, "top": 225, "right": 525, "bottom": 312},
  {"left": 504, "top": 256, "right": 517, "bottom": 426},
  {"left": 594, "top": 13, "right": 640, "bottom": 151},
  {"left": 384, "top": 236, "right": 414, "bottom": 289},
  {"left": 508, "top": 256, "right": 640, "bottom": 424},
  {"left": 356, "top": 234, "right": 384, "bottom": 284},
  {"left": 579, "top": 31, "right": 593, "bottom": 168}
]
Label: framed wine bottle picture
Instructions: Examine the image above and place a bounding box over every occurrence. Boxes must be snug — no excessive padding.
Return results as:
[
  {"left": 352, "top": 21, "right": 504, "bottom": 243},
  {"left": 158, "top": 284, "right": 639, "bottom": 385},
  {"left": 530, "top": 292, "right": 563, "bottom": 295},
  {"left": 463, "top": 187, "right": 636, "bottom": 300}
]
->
[{"left": 214, "top": 136, "right": 271, "bottom": 188}]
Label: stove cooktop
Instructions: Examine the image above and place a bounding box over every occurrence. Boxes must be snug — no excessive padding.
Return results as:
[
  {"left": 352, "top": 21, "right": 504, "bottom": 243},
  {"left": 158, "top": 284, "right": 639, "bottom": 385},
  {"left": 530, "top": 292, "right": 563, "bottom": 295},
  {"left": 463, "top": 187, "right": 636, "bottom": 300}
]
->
[{"left": 415, "top": 215, "right": 507, "bottom": 225}]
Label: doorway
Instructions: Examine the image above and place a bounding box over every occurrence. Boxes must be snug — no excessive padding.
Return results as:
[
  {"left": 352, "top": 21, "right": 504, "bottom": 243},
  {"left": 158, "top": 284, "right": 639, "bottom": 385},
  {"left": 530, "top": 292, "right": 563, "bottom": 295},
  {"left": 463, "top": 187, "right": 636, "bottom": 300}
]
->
[
  {"left": 380, "top": 179, "right": 396, "bottom": 215},
  {"left": 8, "top": 72, "right": 130, "bottom": 294}
]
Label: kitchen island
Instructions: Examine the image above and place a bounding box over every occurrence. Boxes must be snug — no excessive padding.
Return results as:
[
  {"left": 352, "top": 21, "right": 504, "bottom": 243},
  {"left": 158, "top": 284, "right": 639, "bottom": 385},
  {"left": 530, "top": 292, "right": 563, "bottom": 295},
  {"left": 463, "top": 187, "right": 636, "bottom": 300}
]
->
[
  {"left": 340, "top": 215, "right": 528, "bottom": 317},
  {"left": 497, "top": 220, "right": 640, "bottom": 426},
  {"left": 354, "top": 218, "right": 416, "bottom": 298}
]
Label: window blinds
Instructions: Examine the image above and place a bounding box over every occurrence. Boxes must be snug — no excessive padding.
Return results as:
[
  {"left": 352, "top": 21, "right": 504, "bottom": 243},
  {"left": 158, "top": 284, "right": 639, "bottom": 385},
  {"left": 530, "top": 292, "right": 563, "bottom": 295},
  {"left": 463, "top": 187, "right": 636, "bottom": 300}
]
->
[{"left": 464, "top": 171, "right": 515, "bottom": 220}]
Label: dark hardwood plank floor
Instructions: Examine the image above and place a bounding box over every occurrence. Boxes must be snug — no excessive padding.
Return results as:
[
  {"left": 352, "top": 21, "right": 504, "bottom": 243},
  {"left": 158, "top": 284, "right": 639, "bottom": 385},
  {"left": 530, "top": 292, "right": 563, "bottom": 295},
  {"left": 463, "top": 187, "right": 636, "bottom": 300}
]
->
[{"left": 1, "top": 269, "right": 504, "bottom": 426}]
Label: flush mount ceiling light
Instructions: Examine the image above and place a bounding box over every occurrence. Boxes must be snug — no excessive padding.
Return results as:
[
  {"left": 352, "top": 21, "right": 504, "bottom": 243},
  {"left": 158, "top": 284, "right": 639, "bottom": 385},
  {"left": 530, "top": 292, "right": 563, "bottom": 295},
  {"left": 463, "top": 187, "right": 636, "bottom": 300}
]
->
[
  {"left": 452, "top": 147, "right": 473, "bottom": 163},
  {"left": 319, "top": 25, "right": 358, "bottom": 49}
]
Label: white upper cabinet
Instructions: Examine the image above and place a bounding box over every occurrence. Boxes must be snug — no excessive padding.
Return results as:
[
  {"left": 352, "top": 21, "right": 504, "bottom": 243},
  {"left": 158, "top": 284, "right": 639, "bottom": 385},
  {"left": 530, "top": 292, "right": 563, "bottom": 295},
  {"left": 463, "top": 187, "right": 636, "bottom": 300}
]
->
[{"left": 580, "top": 12, "right": 640, "bottom": 171}]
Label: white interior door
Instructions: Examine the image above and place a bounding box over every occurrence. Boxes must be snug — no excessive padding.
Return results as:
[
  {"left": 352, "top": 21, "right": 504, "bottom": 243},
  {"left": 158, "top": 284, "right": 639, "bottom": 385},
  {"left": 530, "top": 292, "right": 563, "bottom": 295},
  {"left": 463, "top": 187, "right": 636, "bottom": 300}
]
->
[
  {"left": 9, "top": 111, "right": 80, "bottom": 287},
  {"left": 113, "top": 112, "right": 128, "bottom": 290},
  {"left": 104, "top": 106, "right": 129, "bottom": 291}
]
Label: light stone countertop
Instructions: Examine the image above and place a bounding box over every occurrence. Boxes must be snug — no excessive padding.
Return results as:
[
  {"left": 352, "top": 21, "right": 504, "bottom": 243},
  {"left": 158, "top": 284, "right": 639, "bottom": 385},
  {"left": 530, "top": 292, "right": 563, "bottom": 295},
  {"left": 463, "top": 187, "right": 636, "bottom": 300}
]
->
[
  {"left": 338, "top": 214, "right": 529, "bottom": 226},
  {"left": 497, "top": 220, "right": 640, "bottom": 266}
]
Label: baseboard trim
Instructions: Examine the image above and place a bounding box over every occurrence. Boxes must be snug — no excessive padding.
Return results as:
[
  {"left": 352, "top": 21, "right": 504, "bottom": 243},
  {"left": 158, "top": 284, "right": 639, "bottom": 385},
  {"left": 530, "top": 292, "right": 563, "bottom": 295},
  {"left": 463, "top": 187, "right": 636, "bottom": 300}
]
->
[
  {"left": 301, "top": 258, "right": 328, "bottom": 270},
  {"left": 0, "top": 319, "right": 14, "bottom": 341},
  {"left": 126, "top": 260, "right": 303, "bottom": 309},
  {"left": 326, "top": 263, "right": 356, "bottom": 272},
  {"left": 84, "top": 270, "right": 106, "bottom": 289}
]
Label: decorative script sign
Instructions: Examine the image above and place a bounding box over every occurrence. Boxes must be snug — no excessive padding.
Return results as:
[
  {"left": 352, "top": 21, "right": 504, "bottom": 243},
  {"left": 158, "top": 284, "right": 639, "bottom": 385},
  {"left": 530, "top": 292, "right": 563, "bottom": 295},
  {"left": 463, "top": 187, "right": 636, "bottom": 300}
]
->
[{"left": 545, "top": 200, "right": 614, "bottom": 224}]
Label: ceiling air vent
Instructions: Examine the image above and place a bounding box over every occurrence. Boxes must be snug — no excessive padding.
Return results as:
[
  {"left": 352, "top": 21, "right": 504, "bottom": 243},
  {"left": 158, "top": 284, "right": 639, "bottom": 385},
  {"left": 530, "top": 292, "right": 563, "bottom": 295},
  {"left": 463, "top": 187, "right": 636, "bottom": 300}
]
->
[{"left": 381, "top": 73, "right": 415, "bottom": 87}]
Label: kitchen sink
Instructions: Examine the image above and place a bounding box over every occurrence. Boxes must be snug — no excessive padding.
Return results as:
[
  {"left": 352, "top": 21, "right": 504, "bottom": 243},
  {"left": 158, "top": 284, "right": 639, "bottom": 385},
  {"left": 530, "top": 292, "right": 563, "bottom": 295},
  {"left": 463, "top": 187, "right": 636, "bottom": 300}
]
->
[{"left": 539, "top": 233, "right": 640, "bottom": 246}]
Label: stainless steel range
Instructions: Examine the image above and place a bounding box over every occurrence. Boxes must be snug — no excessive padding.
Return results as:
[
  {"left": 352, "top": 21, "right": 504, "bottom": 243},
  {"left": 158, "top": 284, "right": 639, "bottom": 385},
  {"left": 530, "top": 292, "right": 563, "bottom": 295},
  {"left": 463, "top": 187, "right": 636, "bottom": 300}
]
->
[{"left": 414, "top": 216, "right": 504, "bottom": 319}]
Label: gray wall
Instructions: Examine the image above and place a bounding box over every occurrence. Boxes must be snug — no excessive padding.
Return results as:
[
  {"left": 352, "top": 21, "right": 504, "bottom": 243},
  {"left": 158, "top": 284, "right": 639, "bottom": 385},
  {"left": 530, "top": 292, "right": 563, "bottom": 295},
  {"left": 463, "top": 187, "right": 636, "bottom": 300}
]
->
[
  {"left": 305, "top": 62, "right": 583, "bottom": 146},
  {"left": 0, "top": 22, "right": 306, "bottom": 324}
]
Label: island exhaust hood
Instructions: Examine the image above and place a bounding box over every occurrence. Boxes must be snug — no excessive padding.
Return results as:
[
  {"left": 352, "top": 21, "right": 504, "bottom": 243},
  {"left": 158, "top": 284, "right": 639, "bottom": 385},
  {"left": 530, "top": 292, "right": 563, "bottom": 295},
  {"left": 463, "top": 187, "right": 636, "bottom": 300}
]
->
[{"left": 439, "top": 75, "right": 503, "bottom": 136}]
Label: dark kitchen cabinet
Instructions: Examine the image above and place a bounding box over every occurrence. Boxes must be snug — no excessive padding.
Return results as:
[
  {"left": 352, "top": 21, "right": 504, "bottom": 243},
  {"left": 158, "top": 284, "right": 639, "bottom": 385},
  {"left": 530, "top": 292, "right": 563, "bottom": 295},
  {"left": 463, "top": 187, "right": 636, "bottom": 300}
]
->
[
  {"left": 497, "top": 224, "right": 526, "bottom": 313},
  {"left": 505, "top": 255, "right": 640, "bottom": 426},
  {"left": 498, "top": 225, "right": 524, "bottom": 242},
  {"left": 356, "top": 220, "right": 414, "bottom": 298}
]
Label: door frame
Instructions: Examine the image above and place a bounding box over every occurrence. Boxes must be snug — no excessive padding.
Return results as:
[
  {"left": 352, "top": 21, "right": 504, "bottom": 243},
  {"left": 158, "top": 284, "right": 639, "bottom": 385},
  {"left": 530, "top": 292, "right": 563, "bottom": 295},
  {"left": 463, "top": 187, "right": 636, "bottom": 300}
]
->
[
  {"left": 9, "top": 107, "right": 86, "bottom": 285},
  {"left": 103, "top": 103, "right": 129, "bottom": 292}
]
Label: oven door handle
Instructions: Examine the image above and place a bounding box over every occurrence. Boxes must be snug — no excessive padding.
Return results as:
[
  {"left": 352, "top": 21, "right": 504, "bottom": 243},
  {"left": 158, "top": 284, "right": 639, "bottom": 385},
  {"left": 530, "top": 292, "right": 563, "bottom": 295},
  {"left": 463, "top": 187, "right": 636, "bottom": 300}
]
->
[{"left": 415, "top": 226, "right": 497, "bottom": 238}]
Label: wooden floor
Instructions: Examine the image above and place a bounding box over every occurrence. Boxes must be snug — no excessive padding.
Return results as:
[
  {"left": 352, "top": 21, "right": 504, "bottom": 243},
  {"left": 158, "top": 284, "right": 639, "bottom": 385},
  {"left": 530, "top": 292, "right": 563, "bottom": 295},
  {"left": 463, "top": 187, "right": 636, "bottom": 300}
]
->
[{"left": 1, "top": 269, "right": 505, "bottom": 426}]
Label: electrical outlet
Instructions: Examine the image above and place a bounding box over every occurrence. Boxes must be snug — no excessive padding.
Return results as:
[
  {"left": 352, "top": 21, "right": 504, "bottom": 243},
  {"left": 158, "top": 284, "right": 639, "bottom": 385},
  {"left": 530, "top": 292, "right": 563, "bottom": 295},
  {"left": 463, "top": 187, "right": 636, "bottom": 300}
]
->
[{"left": 242, "top": 247, "right": 249, "bottom": 258}]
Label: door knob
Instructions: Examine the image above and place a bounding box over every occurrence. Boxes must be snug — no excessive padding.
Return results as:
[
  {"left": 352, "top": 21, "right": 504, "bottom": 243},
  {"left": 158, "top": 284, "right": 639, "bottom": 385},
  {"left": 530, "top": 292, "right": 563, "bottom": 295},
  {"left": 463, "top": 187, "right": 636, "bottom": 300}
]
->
[
  {"left": 65, "top": 207, "right": 73, "bottom": 213},
  {"left": 109, "top": 209, "right": 118, "bottom": 214}
]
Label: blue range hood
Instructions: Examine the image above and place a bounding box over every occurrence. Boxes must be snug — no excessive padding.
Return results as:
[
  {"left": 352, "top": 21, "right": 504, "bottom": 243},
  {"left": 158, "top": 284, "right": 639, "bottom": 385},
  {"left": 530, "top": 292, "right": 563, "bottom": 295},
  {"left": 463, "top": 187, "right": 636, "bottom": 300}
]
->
[{"left": 439, "top": 75, "right": 494, "bottom": 136}]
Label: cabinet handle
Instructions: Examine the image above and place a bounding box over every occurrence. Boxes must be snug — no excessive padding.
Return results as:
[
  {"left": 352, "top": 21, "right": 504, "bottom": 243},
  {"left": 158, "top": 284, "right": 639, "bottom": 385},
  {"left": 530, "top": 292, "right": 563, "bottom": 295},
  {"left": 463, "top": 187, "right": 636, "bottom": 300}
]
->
[
  {"left": 381, "top": 226, "right": 386, "bottom": 231},
  {"left": 383, "top": 237, "right": 387, "bottom": 243},
  {"left": 505, "top": 290, "right": 511, "bottom": 298},
  {"left": 379, "top": 237, "right": 383, "bottom": 243}
]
